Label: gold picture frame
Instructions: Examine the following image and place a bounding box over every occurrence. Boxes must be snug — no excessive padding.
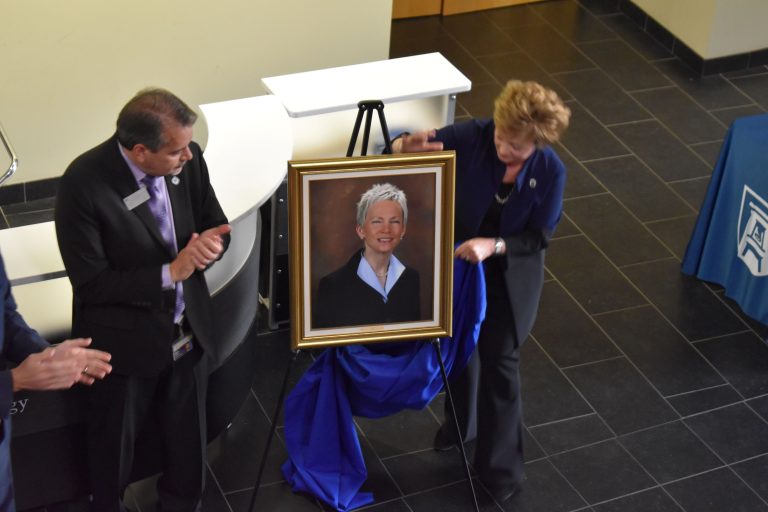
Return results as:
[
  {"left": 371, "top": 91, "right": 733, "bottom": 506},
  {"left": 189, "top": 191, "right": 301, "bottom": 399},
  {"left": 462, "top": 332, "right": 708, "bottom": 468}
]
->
[{"left": 288, "top": 151, "right": 456, "bottom": 349}]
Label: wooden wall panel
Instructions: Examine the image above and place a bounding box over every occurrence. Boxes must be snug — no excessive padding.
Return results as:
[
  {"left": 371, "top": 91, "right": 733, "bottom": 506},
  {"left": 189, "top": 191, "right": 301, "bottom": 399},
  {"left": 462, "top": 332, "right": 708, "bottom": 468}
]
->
[
  {"left": 442, "top": 0, "right": 545, "bottom": 15},
  {"left": 392, "top": 0, "right": 443, "bottom": 19}
]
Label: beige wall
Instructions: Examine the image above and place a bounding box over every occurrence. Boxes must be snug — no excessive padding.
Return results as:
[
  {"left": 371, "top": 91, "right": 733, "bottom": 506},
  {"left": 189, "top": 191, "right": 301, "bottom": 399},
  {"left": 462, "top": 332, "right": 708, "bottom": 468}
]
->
[
  {"left": 633, "top": 0, "right": 768, "bottom": 59},
  {"left": 0, "top": 0, "right": 392, "bottom": 183}
]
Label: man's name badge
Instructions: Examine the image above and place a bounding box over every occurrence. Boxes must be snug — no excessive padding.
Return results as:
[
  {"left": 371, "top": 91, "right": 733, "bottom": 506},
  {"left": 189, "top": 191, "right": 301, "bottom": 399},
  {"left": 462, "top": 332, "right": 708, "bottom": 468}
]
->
[
  {"left": 172, "top": 334, "right": 194, "bottom": 361},
  {"left": 123, "top": 187, "right": 150, "bottom": 210}
]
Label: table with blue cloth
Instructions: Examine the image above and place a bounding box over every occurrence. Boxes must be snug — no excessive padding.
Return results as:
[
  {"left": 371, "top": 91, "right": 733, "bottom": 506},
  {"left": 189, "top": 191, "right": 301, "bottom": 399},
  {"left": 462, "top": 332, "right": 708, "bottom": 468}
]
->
[
  {"left": 682, "top": 114, "right": 768, "bottom": 325},
  {"left": 281, "top": 258, "right": 486, "bottom": 511}
]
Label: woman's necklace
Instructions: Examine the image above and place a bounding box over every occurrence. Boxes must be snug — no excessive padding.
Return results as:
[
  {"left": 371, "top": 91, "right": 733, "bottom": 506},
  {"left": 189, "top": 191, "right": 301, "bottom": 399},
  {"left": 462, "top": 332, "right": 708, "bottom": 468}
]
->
[
  {"left": 495, "top": 182, "right": 515, "bottom": 205},
  {"left": 494, "top": 191, "right": 511, "bottom": 205}
]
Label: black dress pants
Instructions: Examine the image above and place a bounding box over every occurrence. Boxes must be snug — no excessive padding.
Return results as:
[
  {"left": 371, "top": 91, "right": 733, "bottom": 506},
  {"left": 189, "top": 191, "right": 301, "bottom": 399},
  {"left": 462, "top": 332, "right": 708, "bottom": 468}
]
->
[
  {"left": 444, "top": 266, "right": 524, "bottom": 492},
  {"left": 87, "top": 349, "right": 207, "bottom": 512}
]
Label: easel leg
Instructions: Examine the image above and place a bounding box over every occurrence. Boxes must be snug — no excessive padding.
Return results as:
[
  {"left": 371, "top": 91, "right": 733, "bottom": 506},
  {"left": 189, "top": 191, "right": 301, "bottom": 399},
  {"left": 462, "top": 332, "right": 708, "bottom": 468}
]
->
[
  {"left": 431, "top": 339, "right": 480, "bottom": 512},
  {"left": 247, "top": 349, "right": 300, "bottom": 512}
]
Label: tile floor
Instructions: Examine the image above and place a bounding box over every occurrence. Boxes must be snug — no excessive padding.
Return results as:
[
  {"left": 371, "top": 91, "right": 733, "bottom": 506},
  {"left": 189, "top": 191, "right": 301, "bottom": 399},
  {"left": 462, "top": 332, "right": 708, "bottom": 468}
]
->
[{"left": 10, "top": 0, "right": 768, "bottom": 510}]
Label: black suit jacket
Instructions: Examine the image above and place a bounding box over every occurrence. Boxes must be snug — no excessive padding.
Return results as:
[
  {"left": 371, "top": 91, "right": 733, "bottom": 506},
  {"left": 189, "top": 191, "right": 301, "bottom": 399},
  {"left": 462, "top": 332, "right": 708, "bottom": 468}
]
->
[
  {"left": 55, "top": 136, "right": 229, "bottom": 376},
  {"left": 314, "top": 251, "right": 421, "bottom": 329}
]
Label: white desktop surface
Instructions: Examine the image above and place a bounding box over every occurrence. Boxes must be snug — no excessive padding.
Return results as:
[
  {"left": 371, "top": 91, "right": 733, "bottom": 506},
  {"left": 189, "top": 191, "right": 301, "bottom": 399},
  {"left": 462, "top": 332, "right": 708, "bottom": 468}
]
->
[{"left": 261, "top": 53, "right": 471, "bottom": 117}]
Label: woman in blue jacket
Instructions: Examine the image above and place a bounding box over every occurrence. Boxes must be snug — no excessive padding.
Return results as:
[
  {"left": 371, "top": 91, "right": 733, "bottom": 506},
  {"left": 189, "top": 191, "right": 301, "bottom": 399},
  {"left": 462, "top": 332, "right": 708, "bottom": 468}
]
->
[{"left": 393, "top": 80, "right": 571, "bottom": 503}]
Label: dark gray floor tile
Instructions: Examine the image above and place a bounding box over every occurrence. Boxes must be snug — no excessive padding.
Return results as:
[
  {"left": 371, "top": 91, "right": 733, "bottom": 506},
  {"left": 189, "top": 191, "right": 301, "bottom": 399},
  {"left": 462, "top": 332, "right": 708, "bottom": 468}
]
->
[
  {"left": 669, "top": 177, "right": 711, "bottom": 213},
  {"left": 357, "top": 408, "right": 440, "bottom": 459},
  {"left": 0, "top": 182, "right": 24, "bottom": 206},
  {"left": 578, "top": 39, "right": 671, "bottom": 90},
  {"left": 695, "top": 332, "right": 768, "bottom": 398},
  {"left": 578, "top": 0, "right": 622, "bottom": 16},
  {"left": 591, "top": 487, "right": 683, "bottom": 512},
  {"left": 441, "top": 11, "right": 520, "bottom": 57},
  {"left": 666, "top": 385, "right": 743, "bottom": 417},
  {"left": 357, "top": 436, "right": 407, "bottom": 504},
  {"left": 711, "top": 105, "right": 767, "bottom": 127},
  {"left": 521, "top": 339, "right": 594, "bottom": 426},
  {"left": 251, "top": 330, "right": 316, "bottom": 426},
  {"left": 730, "top": 74, "right": 768, "bottom": 110},
  {"left": 0, "top": 212, "right": 8, "bottom": 230},
  {"left": 546, "top": 236, "right": 647, "bottom": 315},
  {"left": 504, "top": 23, "right": 594, "bottom": 73},
  {"left": 564, "top": 357, "right": 678, "bottom": 435},
  {"left": 646, "top": 216, "right": 697, "bottom": 260},
  {"left": 484, "top": 4, "right": 546, "bottom": 29},
  {"left": 608, "top": 120, "right": 712, "bottom": 182},
  {"left": 477, "top": 52, "right": 570, "bottom": 101},
  {"left": 631, "top": 88, "right": 727, "bottom": 144},
  {"left": 458, "top": 82, "right": 500, "bottom": 119},
  {"left": 528, "top": 414, "right": 613, "bottom": 455},
  {"left": 619, "top": 421, "right": 722, "bottom": 483},
  {"left": 715, "top": 292, "right": 768, "bottom": 340},
  {"left": 550, "top": 440, "right": 655, "bottom": 504},
  {"left": 207, "top": 394, "right": 287, "bottom": 491},
  {"left": 585, "top": 156, "right": 694, "bottom": 222},
  {"left": 622, "top": 259, "right": 745, "bottom": 341},
  {"left": 553, "top": 214, "right": 580, "bottom": 238},
  {"left": 384, "top": 449, "right": 473, "bottom": 495},
  {"left": 226, "top": 483, "right": 321, "bottom": 512},
  {"left": 406, "top": 480, "right": 499, "bottom": 511},
  {"left": 684, "top": 403, "right": 768, "bottom": 464},
  {"left": 559, "top": 103, "right": 629, "bottom": 162},
  {"left": 598, "top": 14, "right": 673, "bottom": 61},
  {"left": 688, "top": 140, "right": 722, "bottom": 169},
  {"left": 664, "top": 468, "right": 768, "bottom": 512},
  {"left": 564, "top": 194, "right": 672, "bottom": 266},
  {"left": 202, "top": 471, "right": 232, "bottom": 512},
  {"left": 350, "top": 499, "right": 412, "bottom": 512},
  {"left": 654, "top": 59, "right": 754, "bottom": 110},
  {"left": 555, "top": 69, "right": 650, "bottom": 125},
  {"left": 531, "top": 0, "right": 615, "bottom": 43},
  {"left": 596, "top": 306, "right": 724, "bottom": 396},
  {"left": 390, "top": 16, "right": 447, "bottom": 45},
  {"left": 500, "top": 459, "right": 587, "bottom": 512},
  {"left": 532, "top": 281, "right": 620, "bottom": 368},
  {"left": 556, "top": 145, "right": 606, "bottom": 199},
  {"left": 732, "top": 454, "right": 768, "bottom": 503},
  {"left": 747, "top": 395, "right": 768, "bottom": 422}
]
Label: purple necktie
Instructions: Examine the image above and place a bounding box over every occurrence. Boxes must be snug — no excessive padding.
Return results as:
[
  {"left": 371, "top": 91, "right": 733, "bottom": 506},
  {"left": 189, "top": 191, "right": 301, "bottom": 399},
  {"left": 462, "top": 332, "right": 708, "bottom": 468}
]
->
[{"left": 142, "top": 175, "right": 185, "bottom": 323}]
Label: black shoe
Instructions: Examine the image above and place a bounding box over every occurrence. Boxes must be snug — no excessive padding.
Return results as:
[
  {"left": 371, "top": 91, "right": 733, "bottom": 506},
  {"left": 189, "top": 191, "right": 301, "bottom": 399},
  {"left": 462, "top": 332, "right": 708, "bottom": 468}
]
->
[
  {"left": 485, "top": 482, "right": 519, "bottom": 503},
  {"left": 433, "top": 427, "right": 456, "bottom": 451}
]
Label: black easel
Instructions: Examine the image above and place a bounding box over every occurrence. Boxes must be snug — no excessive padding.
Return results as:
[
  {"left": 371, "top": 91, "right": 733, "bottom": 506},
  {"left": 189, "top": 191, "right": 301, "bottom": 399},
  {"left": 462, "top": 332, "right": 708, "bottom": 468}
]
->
[{"left": 248, "top": 101, "right": 479, "bottom": 512}]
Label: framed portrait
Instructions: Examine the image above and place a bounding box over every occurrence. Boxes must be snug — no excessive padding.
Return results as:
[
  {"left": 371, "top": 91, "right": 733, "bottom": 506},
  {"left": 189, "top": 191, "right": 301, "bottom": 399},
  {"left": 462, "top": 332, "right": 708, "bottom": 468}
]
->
[{"left": 288, "top": 151, "right": 456, "bottom": 349}]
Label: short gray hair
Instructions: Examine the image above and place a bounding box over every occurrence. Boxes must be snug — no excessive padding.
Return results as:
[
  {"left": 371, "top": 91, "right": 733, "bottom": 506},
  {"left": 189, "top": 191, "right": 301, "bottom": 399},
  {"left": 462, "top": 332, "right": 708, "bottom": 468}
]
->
[{"left": 356, "top": 183, "right": 408, "bottom": 226}]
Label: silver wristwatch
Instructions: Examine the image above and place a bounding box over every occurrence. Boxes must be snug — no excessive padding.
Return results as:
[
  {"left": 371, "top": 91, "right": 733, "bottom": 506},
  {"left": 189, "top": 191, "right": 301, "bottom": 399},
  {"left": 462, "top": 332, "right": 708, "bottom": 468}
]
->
[{"left": 494, "top": 237, "right": 504, "bottom": 255}]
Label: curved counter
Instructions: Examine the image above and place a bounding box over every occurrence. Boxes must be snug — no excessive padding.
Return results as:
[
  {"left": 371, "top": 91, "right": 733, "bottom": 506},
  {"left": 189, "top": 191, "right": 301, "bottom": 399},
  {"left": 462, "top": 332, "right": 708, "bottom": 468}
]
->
[{"left": 8, "top": 94, "right": 292, "bottom": 509}]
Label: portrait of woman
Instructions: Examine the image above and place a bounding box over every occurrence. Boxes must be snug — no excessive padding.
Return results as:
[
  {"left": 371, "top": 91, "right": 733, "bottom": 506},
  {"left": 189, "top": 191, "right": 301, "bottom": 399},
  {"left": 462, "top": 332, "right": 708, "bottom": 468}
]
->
[{"left": 313, "top": 182, "right": 421, "bottom": 329}]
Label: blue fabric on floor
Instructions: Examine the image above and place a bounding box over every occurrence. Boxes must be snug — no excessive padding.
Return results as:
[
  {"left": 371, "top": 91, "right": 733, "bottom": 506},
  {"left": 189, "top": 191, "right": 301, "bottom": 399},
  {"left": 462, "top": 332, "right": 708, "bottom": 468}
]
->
[{"left": 282, "top": 259, "right": 486, "bottom": 511}]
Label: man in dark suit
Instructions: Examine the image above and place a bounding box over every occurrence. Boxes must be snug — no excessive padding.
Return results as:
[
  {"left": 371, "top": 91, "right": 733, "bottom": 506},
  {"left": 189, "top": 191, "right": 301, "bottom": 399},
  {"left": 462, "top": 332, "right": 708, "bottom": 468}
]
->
[
  {"left": 1, "top": 252, "right": 112, "bottom": 511},
  {"left": 55, "top": 88, "right": 231, "bottom": 512}
]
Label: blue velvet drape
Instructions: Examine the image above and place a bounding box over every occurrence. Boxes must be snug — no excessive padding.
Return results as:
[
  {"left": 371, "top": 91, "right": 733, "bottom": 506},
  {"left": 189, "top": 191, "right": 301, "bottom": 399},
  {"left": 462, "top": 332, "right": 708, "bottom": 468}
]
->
[{"left": 282, "top": 259, "right": 486, "bottom": 510}]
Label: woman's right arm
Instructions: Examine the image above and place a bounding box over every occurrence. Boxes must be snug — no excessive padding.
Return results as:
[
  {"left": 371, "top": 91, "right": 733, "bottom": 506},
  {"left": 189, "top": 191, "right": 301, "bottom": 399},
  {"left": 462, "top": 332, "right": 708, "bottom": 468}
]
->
[{"left": 392, "top": 129, "right": 445, "bottom": 153}]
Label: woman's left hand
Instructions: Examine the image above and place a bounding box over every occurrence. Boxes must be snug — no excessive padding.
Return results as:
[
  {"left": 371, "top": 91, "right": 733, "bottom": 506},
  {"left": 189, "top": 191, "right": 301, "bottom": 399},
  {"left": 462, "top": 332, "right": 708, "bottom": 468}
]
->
[{"left": 455, "top": 238, "right": 497, "bottom": 263}]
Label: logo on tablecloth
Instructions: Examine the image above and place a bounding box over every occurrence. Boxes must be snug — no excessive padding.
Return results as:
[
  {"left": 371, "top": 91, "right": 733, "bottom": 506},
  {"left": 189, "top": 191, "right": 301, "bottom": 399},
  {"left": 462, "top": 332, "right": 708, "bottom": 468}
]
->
[{"left": 737, "top": 185, "right": 768, "bottom": 276}]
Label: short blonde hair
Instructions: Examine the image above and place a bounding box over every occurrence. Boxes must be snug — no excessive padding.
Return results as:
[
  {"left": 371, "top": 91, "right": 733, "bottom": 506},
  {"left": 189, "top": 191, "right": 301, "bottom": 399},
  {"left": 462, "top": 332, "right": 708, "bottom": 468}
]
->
[{"left": 493, "top": 80, "right": 571, "bottom": 146}]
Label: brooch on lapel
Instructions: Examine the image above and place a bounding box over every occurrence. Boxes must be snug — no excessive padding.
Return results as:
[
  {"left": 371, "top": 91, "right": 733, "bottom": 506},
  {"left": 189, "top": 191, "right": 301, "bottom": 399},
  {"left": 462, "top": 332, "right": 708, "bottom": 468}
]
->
[
  {"left": 171, "top": 176, "right": 180, "bottom": 186},
  {"left": 529, "top": 178, "right": 537, "bottom": 189}
]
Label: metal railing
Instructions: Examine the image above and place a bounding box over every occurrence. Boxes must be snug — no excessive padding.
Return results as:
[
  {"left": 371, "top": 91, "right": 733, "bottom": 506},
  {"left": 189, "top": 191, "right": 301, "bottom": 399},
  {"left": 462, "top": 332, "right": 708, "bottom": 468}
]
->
[{"left": 0, "top": 123, "right": 18, "bottom": 187}]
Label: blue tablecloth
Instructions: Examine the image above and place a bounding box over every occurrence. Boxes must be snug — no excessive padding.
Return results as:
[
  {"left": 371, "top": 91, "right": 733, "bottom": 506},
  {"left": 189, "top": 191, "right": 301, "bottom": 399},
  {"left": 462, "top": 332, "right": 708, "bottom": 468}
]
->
[
  {"left": 281, "top": 258, "right": 486, "bottom": 511},
  {"left": 682, "top": 114, "right": 768, "bottom": 325}
]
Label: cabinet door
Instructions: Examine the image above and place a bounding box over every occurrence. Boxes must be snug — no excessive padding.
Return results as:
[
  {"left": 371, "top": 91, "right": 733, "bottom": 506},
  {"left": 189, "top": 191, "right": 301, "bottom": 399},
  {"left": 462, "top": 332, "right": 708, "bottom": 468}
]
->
[
  {"left": 442, "top": 0, "right": 544, "bottom": 15},
  {"left": 392, "top": 0, "right": 442, "bottom": 19}
]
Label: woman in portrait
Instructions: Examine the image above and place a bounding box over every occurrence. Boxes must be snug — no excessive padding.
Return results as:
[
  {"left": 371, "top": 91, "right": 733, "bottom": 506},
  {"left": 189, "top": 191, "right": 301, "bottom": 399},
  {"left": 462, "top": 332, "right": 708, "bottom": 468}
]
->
[
  {"left": 313, "top": 182, "right": 421, "bottom": 329},
  {"left": 393, "top": 80, "right": 571, "bottom": 503}
]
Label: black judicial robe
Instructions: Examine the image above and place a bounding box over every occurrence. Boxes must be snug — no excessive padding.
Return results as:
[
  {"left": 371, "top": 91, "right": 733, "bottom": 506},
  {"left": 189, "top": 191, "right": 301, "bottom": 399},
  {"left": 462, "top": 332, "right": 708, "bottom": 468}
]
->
[{"left": 314, "top": 251, "right": 420, "bottom": 329}]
